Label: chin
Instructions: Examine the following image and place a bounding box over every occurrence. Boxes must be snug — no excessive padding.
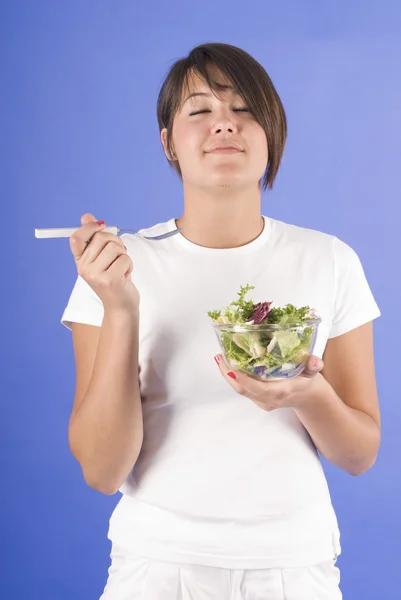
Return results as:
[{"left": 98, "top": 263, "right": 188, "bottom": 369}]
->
[
  {"left": 213, "top": 175, "right": 254, "bottom": 190},
  {"left": 209, "top": 171, "right": 245, "bottom": 186}
]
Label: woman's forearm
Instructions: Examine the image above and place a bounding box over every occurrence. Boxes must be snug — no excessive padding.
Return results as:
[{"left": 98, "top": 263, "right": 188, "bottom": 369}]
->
[
  {"left": 69, "top": 309, "right": 143, "bottom": 494},
  {"left": 293, "top": 375, "right": 381, "bottom": 475}
]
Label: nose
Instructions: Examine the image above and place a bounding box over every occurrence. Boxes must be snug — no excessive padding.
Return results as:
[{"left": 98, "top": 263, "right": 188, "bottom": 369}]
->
[{"left": 211, "top": 111, "right": 238, "bottom": 135}]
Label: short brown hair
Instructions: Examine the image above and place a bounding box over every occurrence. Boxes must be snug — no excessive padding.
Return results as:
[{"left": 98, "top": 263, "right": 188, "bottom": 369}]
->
[{"left": 157, "top": 43, "right": 287, "bottom": 190}]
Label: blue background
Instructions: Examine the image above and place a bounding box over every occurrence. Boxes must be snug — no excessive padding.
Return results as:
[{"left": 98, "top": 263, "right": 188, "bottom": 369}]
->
[{"left": 3, "top": 1, "right": 400, "bottom": 598}]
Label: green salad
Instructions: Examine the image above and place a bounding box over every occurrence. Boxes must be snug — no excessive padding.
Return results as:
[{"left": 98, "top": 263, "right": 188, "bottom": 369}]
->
[{"left": 208, "top": 284, "right": 320, "bottom": 377}]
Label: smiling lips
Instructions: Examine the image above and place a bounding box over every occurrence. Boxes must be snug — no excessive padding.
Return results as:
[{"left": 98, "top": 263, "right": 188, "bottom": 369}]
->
[
  {"left": 208, "top": 148, "right": 242, "bottom": 154},
  {"left": 205, "top": 144, "right": 244, "bottom": 154}
]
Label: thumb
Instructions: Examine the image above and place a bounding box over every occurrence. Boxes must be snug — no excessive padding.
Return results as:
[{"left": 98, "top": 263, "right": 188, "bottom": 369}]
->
[
  {"left": 301, "top": 354, "right": 324, "bottom": 378},
  {"left": 80, "top": 213, "right": 98, "bottom": 226}
]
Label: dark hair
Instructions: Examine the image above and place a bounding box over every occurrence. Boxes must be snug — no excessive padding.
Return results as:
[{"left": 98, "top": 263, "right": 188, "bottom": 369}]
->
[{"left": 157, "top": 43, "right": 287, "bottom": 190}]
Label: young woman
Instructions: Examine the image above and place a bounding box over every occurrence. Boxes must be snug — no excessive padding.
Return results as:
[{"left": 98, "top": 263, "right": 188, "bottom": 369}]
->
[{"left": 61, "top": 43, "right": 381, "bottom": 600}]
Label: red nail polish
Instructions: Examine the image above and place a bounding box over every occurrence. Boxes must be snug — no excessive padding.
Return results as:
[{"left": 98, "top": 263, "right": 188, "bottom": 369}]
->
[
  {"left": 214, "top": 355, "right": 220, "bottom": 365},
  {"left": 97, "top": 220, "right": 105, "bottom": 225},
  {"left": 227, "top": 372, "right": 236, "bottom": 380}
]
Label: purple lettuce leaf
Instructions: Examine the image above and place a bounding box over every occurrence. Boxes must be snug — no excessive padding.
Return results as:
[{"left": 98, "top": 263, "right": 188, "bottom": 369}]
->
[{"left": 248, "top": 301, "right": 273, "bottom": 324}]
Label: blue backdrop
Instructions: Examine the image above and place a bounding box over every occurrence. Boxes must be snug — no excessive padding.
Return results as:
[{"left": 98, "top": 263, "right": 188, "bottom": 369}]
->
[{"left": 3, "top": 1, "right": 400, "bottom": 598}]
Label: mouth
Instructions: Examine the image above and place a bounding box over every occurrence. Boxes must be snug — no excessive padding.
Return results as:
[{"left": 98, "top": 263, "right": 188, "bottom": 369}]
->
[{"left": 206, "top": 147, "right": 243, "bottom": 155}]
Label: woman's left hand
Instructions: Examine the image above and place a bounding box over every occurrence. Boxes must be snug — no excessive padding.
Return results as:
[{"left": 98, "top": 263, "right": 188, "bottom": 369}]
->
[{"left": 214, "top": 353, "right": 325, "bottom": 411}]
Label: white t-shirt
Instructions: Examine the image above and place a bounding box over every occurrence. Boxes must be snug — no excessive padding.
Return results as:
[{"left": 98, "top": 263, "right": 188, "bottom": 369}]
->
[{"left": 61, "top": 215, "right": 381, "bottom": 569}]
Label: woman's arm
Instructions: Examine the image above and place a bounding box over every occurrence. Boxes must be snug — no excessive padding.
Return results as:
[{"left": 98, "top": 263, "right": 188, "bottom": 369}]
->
[
  {"left": 68, "top": 308, "right": 143, "bottom": 494},
  {"left": 216, "top": 320, "right": 381, "bottom": 475},
  {"left": 293, "top": 321, "right": 381, "bottom": 475}
]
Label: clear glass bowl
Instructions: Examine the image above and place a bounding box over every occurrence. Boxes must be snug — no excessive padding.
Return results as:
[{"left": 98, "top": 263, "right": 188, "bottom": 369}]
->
[{"left": 211, "top": 319, "right": 321, "bottom": 381}]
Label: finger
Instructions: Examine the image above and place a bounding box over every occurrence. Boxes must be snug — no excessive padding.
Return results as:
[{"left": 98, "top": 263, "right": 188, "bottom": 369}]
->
[
  {"left": 215, "top": 353, "right": 296, "bottom": 402},
  {"left": 124, "top": 259, "right": 134, "bottom": 279},
  {"left": 81, "top": 213, "right": 97, "bottom": 226},
  {"left": 214, "top": 354, "right": 279, "bottom": 411},
  {"left": 214, "top": 354, "right": 264, "bottom": 397},
  {"left": 214, "top": 354, "right": 241, "bottom": 388},
  {"left": 107, "top": 252, "right": 133, "bottom": 279},
  {"left": 69, "top": 221, "right": 106, "bottom": 261},
  {"left": 300, "top": 354, "right": 324, "bottom": 378},
  {"left": 79, "top": 233, "right": 127, "bottom": 272}
]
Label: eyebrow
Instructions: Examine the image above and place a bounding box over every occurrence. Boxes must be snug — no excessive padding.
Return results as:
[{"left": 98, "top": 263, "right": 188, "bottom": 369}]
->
[
  {"left": 183, "top": 92, "right": 211, "bottom": 105},
  {"left": 182, "top": 86, "right": 235, "bottom": 107}
]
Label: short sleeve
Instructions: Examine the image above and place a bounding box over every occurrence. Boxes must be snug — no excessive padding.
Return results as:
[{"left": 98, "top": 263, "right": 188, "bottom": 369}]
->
[
  {"left": 60, "top": 274, "right": 104, "bottom": 331},
  {"left": 329, "top": 236, "right": 381, "bottom": 339}
]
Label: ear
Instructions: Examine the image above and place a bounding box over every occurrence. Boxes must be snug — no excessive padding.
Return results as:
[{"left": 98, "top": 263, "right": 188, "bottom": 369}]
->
[{"left": 161, "top": 128, "right": 176, "bottom": 161}]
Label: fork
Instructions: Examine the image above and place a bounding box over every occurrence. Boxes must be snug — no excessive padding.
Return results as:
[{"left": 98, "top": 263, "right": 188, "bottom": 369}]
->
[{"left": 34, "top": 226, "right": 183, "bottom": 241}]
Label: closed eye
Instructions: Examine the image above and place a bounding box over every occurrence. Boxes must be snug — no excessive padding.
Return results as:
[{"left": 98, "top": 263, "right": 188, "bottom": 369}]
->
[
  {"left": 189, "top": 108, "right": 250, "bottom": 116},
  {"left": 189, "top": 110, "right": 211, "bottom": 116}
]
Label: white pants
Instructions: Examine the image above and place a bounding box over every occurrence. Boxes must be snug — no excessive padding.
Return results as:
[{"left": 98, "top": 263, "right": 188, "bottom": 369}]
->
[{"left": 99, "top": 544, "right": 342, "bottom": 600}]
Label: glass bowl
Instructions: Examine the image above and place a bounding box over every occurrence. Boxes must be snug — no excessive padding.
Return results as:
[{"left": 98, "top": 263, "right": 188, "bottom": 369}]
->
[{"left": 211, "top": 319, "right": 321, "bottom": 381}]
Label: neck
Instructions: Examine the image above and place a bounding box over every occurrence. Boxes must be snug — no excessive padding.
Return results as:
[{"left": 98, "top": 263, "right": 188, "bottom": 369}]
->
[{"left": 176, "top": 184, "right": 264, "bottom": 249}]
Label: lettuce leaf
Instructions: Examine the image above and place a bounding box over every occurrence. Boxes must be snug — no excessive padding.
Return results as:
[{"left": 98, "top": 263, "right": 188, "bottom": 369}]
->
[{"left": 208, "top": 285, "right": 312, "bottom": 326}]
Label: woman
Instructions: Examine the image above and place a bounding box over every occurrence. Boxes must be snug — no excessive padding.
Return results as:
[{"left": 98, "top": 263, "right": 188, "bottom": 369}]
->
[{"left": 61, "top": 43, "right": 381, "bottom": 599}]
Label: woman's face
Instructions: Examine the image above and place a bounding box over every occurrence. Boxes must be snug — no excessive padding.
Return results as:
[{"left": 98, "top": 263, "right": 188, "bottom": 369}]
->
[{"left": 161, "top": 70, "right": 268, "bottom": 190}]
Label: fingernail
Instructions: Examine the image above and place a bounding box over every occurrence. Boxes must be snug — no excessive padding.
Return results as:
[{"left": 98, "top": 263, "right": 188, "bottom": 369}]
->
[
  {"left": 96, "top": 220, "right": 105, "bottom": 225},
  {"left": 227, "top": 372, "right": 236, "bottom": 380},
  {"left": 214, "top": 355, "right": 220, "bottom": 365}
]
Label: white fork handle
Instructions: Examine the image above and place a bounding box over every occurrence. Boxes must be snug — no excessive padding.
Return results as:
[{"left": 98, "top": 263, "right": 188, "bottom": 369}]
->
[{"left": 35, "top": 226, "right": 119, "bottom": 238}]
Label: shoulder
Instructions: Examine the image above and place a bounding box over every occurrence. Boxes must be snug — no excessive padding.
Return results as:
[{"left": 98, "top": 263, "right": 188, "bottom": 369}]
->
[
  {"left": 267, "top": 216, "right": 336, "bottom": 251},
  {"left": 267, "top": 216, "right": 358, "bottom": 259}
]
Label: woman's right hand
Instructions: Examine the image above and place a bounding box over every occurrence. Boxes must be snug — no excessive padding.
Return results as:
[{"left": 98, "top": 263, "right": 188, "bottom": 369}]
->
[{"left": 69, "top": 213, "right": 140, "bottom": 313}]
